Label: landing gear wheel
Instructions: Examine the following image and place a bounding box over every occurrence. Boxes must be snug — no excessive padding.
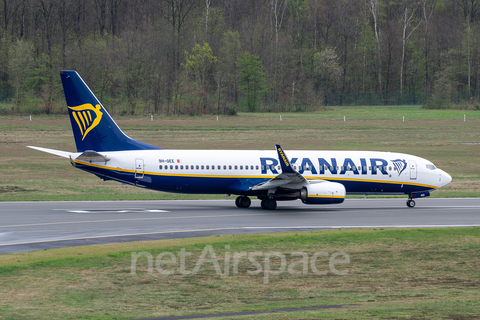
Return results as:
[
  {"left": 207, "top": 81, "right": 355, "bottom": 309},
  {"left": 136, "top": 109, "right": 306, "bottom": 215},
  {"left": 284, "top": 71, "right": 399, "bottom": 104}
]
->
[
  {"left": 406, "top": 199, "right": 416, "bottom": 208},
  {"left": 235, "top": 196, "right": 251, "bottom": 208},
  {"left": 261, "top": 199, "right": 277, "bottom": 210}
]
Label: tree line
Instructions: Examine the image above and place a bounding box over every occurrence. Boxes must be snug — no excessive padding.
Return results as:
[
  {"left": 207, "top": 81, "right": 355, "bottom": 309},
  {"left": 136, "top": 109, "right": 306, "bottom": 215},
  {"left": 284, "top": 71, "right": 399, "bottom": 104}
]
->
[{"left": 1, "top": 0, "right": 479, "bottom": 115}]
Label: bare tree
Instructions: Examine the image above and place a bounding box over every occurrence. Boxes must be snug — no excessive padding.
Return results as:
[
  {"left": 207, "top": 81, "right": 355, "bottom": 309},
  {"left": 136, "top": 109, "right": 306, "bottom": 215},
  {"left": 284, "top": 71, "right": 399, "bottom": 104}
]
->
[
  {"left": 422, "top": 0, "right": 436, "bottom": 93},
  {"left": 3, "top": 0, "right": 21, "bottom": 31},
  {"left": 307, "top": 0, "right": 322, "bottom": 52},
  {"left": 109, "top": 0, "right": 122, "bottom": 37},
  {"left": 93, "top": 0, "right": 107, "bottom": 36},
  {"left": 457, "top": 0, "right": 480, "bottom": 23},
  {"left": 400, "top": 1, "right": 421, "bottom": 94},
  {"left": 270, "top": 0, "right": 286, "bottom": 99},
  {"left": 456, "top": 0, "right": 480, "bottom": 95},
  {"left": 53, "top": 0, "right": 74, "bottom": 67},
  {"left": 205, "top": 0, "right": 210, "bottom": 38},
  {"left": 369, "top": 0, "right": 382, "bottom": 93},
  {"left": 159, "top": 0, "right": 199, "bottom": 114}
]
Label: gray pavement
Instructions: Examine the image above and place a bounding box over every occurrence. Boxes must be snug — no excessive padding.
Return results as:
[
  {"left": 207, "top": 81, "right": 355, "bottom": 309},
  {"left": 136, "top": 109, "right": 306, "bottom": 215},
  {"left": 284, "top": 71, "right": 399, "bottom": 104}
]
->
[{"left": 1, "top": 198, "right": 479, "bottom": 253}]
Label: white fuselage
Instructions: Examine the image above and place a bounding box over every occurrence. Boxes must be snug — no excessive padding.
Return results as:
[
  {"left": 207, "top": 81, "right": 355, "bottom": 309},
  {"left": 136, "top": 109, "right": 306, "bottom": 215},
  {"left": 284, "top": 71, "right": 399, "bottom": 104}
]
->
[{"left": 71, "top": 149, "right": 451, "bottom": 196}]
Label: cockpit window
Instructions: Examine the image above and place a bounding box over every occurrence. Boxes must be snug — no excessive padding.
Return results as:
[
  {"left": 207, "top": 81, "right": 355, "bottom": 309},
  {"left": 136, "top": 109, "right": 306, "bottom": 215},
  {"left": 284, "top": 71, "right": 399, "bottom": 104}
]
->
[{"left": 426, "top": 164, "right": 436, "bottom": 170}]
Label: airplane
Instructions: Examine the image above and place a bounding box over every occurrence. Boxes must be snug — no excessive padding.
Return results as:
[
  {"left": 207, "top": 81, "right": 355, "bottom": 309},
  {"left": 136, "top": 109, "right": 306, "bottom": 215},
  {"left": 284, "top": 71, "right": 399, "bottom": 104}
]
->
[{"left": 28, "top": 71, "right": 452, "bottom": 210}]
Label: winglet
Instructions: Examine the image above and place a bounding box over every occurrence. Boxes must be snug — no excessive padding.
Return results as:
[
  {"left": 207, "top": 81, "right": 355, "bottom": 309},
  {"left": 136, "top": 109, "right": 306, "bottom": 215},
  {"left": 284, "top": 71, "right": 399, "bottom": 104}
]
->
[{"left": 276, "top": 144, "right": 296, "bottom": 174}]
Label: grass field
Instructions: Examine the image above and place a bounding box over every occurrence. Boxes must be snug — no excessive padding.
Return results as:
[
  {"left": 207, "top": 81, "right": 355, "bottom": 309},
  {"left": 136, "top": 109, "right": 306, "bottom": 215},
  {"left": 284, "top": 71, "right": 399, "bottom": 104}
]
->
[
  {"left": 1, "top": 228, "right": 480, "bottom": 319},
  {"left": 1, "top": 106, "right": 479, "bottom": 201},
  {"left": 1, "top": 106, "right": 480, "bottom": 319}
]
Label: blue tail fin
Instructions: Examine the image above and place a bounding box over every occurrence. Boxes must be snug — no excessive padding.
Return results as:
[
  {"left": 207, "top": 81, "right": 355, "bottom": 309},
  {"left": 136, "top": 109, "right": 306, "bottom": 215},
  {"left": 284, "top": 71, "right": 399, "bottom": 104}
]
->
[{"left": 60, "top": 70, "right": 161, "bottom": 152}]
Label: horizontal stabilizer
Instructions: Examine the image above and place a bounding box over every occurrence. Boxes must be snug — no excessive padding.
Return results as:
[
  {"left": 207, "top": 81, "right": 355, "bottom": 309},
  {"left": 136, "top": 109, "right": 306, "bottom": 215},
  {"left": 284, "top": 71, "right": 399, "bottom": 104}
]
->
[{"left": 27, "top": 146, "right": 73, "bottom": 159}]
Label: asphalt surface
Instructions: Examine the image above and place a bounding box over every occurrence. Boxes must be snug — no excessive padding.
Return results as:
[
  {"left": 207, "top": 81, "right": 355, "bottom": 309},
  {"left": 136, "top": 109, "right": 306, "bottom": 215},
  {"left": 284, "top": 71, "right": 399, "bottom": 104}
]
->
[{"left": 1, "top": 198, "right": 480, "bottom": 254}]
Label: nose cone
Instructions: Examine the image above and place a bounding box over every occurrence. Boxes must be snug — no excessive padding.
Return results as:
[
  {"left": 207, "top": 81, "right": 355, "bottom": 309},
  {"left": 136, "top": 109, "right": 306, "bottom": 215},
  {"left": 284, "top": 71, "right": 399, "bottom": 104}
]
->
[{"left": 439, "top": 170, "right": 452, "bottom": 187}]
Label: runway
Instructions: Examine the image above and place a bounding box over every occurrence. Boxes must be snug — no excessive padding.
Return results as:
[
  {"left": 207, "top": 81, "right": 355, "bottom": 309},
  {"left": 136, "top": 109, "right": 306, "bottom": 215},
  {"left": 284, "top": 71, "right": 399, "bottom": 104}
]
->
[{"left": 1, "top": 198, "right": 480, "bottom": 254}]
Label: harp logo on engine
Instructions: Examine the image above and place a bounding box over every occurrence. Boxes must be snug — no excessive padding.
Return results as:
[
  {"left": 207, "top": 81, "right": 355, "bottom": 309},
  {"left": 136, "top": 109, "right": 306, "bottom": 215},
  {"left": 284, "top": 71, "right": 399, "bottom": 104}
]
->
[{"left": 68, "top": 103, "right": 103, "bottom": 140}]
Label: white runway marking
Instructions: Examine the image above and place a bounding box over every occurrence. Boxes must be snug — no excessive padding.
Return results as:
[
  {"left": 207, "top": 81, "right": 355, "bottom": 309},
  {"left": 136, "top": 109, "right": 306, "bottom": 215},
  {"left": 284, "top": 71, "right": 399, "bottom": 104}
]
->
[
  {"left": 64, "top": 209, "right": 169, "bottom": 213},
  {"left": 0, "top": 213, "right": 267, "bottom": 228}
]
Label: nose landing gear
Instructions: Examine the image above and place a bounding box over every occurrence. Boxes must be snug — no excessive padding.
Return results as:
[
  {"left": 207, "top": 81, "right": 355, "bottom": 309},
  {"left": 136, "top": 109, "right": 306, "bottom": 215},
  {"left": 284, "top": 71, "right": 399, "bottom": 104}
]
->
[{"left": 406, "top": 199, "right": 416, "bottom": 208}]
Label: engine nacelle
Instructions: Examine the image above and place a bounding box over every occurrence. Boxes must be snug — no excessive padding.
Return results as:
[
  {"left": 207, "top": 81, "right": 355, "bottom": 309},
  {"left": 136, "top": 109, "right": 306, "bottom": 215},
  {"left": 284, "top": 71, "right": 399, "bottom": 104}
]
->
[{"left": 300, "top": 182, "right": 346, "bottom": 205}]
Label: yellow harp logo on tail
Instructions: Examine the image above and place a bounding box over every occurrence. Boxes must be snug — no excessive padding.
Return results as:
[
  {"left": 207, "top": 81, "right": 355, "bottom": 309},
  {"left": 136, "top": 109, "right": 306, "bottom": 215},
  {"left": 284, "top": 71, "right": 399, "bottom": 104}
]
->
[{"left": 68, "top": 104, "right": 103, "bottom": 140}]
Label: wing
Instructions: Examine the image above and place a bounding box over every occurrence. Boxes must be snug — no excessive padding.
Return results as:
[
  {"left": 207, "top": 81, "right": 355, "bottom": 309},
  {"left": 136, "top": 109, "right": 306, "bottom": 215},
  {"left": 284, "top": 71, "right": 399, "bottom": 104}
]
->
[{"left": 250, "top": 144, "right": 308, "bottom": 191}]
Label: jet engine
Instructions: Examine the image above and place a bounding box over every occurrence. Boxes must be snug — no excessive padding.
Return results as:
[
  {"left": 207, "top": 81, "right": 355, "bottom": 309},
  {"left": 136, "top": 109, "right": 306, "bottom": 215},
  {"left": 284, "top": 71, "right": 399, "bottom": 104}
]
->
[{"left": 300, "top": 181, "right": 346, "bottom": 204}]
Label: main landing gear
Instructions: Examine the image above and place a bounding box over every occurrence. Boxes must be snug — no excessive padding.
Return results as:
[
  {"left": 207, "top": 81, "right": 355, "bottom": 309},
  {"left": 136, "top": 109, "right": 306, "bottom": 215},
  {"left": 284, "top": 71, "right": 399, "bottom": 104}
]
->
[
  {"left": 235, "top": 196, "right": 277, "bottom": 210},
  {"left": 261, "top": 198, "right": 277, "bottom": 210},
  {"left": 235, "top": 196, "right": 251, "bottom": 208}
]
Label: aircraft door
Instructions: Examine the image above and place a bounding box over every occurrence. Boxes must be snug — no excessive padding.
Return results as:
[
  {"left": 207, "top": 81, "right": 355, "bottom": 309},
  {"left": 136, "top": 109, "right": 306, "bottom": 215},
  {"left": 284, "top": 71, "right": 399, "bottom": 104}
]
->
[
  {"left": 135, "top": 159, "right": 144, "bottom": 179},
  {"left": 409, "top": 160, "right": 417, "bottom": 180}
]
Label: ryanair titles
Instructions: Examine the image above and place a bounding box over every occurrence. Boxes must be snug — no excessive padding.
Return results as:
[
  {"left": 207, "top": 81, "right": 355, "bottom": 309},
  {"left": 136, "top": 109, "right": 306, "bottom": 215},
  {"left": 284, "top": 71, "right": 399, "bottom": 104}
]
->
[
  {"left": 277, "top": 147, "right": 290, "bottom": 167},
  {"left": 260, "top": 157, "right": 407, "bottom": 176}
]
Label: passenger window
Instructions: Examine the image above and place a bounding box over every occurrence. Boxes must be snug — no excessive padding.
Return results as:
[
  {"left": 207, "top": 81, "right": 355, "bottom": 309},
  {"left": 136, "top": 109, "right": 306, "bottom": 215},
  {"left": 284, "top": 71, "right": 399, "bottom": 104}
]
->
[
  {"left": 218, "top": 165, "right": 221, "bottom": 170},
  {"left": 196, "top": 165, "right": 199, "bottom": 170},
  {"left": 159, "top": 165, "right": 163, "bottom": 170},
  {"left": 206, "top": 165, "right": 209, "bottom": 170},
  {"left": 201, "top": 165, "right": 204, "bottom": 170},
  {"left": 240, "top": 165, "right": 243, "bottom": 170},
  {"left": 223, "top": 165, "right": 226, "bottom": 170},
  {"left": 170, "top": 165, "right": 173, "bottom": 170},
  {"left": 256, "top": 165, "right": 259, "bottom": 170},
  {"left": 229, "top": 165, "right": 232, "bottom": 170},
  {"left": 234, "top": 165, "right": 238, "bottom": 170},
  {"left": 175, "top": 165, "right": 178, "bottom": 170},
  {"left": 180, "top": 165, "right": 183, "bottom": 170}
]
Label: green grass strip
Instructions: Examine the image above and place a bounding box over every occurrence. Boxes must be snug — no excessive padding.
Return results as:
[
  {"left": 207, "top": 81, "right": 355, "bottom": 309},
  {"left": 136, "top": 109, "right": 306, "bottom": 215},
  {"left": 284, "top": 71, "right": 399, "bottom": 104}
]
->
[{"left": 1, "top": 228, "right": 479, "bottom": 319}]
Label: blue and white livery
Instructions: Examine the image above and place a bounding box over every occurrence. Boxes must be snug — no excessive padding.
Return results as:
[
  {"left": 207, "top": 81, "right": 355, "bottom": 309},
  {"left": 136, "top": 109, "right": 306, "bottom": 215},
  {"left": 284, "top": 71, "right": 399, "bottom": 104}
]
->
[{"left": 29, "top": 71, "right": 452, "bottom": 209}]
